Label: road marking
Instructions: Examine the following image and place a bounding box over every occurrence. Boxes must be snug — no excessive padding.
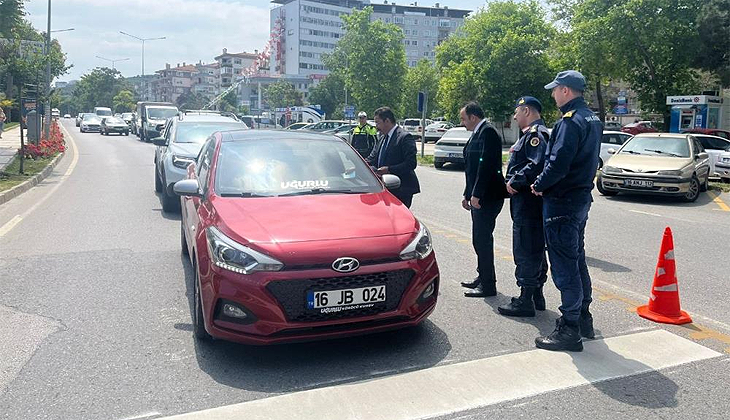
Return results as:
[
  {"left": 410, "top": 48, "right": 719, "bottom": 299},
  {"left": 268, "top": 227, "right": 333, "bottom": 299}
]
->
[
  {"left": 156, "top": 330, "right": 719, "bottom": 420},
  {"left": 118, "top": 412, "right": 162, "bottom": 420},
  {"left": 628, "top": 209, "right": 663, "bottom": 217},
  {"left": 710, "top": 191, "right": 730, "bottom": 212},
  {"left": 0, "top": 123, "right": 78, "bottom": 237}
]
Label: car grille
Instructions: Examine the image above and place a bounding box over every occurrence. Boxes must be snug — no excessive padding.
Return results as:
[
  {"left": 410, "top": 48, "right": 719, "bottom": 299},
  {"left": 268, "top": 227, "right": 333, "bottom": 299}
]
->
[{"left": 266, "top": 269, "right": 414, "bottom": 322}]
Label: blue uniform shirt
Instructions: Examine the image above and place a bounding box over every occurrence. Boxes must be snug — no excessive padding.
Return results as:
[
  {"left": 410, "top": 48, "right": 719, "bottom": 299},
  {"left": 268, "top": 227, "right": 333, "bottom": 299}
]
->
[
  {"left": 533, "top": 97, "right": 602, "bottom": 199},
  {"left": 506, "top": 118, "right": 549, "bottom": 192}
]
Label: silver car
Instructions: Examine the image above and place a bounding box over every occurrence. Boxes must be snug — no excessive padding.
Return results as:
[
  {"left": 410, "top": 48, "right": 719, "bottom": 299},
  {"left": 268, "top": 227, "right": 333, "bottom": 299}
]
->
[
  {"left": 433, "top": 127, "right": 471, "bottom": 169},
  {"left": 693, "top": 134, "right": 730, "bottom": 181}
]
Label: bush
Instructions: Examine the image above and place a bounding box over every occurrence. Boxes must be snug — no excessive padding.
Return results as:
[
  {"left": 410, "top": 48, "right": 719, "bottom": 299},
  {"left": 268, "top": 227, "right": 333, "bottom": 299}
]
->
[{"left": 19, "top": 121, "right": 66, "bottom": 159}]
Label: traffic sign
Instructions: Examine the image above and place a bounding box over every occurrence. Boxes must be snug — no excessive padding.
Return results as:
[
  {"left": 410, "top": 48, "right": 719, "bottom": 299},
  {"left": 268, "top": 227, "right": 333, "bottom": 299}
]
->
[
  {"left": 614, "top": 105, "right": 629, "bottom": 115},
  {"left": 344, "top": 105, "right": 356, "bottom": 119}
]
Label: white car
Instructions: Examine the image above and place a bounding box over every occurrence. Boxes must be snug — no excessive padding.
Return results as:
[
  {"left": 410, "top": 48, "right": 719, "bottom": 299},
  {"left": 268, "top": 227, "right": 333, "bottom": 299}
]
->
[
  {"left": 402, "top": 118, "right": 434, "bottom": 138},
  {"left": 424, "top": 122, "right": 454, "bottom": 143},
  {"left": 693, "top": 134, "right": 730, "bottom": 181},
  {"left": 433, "top": 127, "right": 471, "bottom": 169},
  {"left": 600, "top": 131, "right": 632, "bottom": 168}
]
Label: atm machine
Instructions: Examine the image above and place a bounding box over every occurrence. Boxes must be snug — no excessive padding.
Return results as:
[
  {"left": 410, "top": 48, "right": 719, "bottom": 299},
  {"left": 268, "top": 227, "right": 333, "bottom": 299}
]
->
[{"left": 667, "top": 95, "right": 724, "bottom": 133}]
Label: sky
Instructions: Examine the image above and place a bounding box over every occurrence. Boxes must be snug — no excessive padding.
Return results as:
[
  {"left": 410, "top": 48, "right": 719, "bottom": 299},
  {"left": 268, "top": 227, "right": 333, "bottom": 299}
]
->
[{"left": 23, "top": 0, "right": 493, "bottom": 82}]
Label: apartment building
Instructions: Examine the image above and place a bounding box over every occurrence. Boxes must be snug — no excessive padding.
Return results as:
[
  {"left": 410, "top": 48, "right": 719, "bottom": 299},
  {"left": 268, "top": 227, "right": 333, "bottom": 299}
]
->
[
  {"left": 149, "top": 63, "right": 196, "bottom": 103},
  {"left": 192, "top": 61, "right": 220, "bottom": 99}
]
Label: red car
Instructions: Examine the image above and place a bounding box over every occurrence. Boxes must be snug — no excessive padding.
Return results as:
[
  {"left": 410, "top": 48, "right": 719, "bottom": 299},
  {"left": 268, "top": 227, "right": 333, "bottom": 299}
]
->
[
  {"left": 175, "top": 130, "right": 439, "bottom": 345},
  {"left": 621, "top": 121, "right": 658, "bottom": 135},
  {"left": 681, "top": 128, "right": 730, "bottom": 140}
]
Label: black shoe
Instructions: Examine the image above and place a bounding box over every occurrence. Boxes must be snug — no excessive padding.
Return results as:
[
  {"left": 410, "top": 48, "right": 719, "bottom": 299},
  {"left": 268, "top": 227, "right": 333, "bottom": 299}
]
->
[
  {"left": 464, "top": 283, "right": 496, "bottom": 297},
  {"left": 579, "top": 310, "right": 595, "bottom": 339},
  {"left": 498, "top": 287, "right": 536, "bottom": 317},
  {"left": 535, "top": 318, "right": 583, "bottom": 352},
  {"left": 461, "top": 277, "right": 481, "bottom": 289},
  {"left": 533, "top": 285, "right": 546, "bottom": 311}
]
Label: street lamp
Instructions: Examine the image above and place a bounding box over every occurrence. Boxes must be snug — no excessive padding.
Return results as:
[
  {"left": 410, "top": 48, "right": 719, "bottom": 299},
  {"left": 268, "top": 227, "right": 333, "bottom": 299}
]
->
[
  {"left": 119, "top": 31, "right": 166, "bottom": 100},
  {"left": 44, "top": 0, "right": 75, "bottom": 140},
  {"left": 96, "top": 56, "right": 130, "bottom": 70}
]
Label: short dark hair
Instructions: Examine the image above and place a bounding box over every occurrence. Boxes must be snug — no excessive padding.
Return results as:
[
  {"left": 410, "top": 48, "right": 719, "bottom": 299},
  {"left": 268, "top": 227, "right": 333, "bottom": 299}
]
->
[
  {"left": 373, "top": 107, "right": 396, "bottom": 124},
  {"left": 462, "top": 101, "right": 484, "bottom": 119}
]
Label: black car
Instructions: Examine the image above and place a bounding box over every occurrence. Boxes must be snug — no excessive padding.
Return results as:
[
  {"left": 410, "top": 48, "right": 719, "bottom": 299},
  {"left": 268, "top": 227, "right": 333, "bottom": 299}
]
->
[{"left": 101, "top": 117, "right": 130, "bottom": 136}]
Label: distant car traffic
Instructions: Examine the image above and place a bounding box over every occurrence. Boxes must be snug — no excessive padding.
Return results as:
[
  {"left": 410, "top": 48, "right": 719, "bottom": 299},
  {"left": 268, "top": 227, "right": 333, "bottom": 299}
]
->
[
  {"left": 692, "top": 134, "right": 730, "bottom": 181},
  {"left": 136, "top": 102, "right": 178, "bottom": 142},
  {"left": 153, "top": 112, "right": 248, "bottom": 212},
  {"left": 75, "top": 113, "right": 87, "bottom": 127},
  {"left": 402, "top": 118, "right": 434, "bottom": 136},
  {"left": 597, "top": 133, "right": 710, "bottom": 202},
  {"left": 433, "top": 127, "right": 471, "bottom": 169},
  {"left": 622, "top": 121, "right": 658, "bottom": 135},
  {"left": 94, "top": 107, "right": 113, "bottom": 117},
  {"left": 100, "top": 117, "right": 130, "bottom": 136},
  {"left": 174, "top": 129, "right": 439, "bottom": 344},
  {"left": 63, "top": 114, "right": 71, "bottom": 119},
  {"left": 424, "top": 122, "right": 454, "bottom": 143},
  {"left": 284, "top": 122, "right": 311, "bottom": 130},
  {"left": 599, "top": 131, "right": 632, "bottom": 168},
  {"left": 121, "top": 113, "right": 134, "bottom": 128},
  {"left": 303, "top": 120, "right": 348, "bottom": 132},
  {"left": 79, "top": 114, "right": 102, "bottom": 133},
  {"left": 604, "top": 121, "right": 622, "bottom": 130},
  {"left": 681, "top": 128, "right": 730, "bottom": 140}
]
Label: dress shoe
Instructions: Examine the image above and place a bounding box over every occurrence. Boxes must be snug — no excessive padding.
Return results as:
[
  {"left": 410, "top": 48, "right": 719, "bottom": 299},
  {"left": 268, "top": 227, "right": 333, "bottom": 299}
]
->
[
  {"left": 533, "top": 285, "right": 546, "bottom": 311},
  {"left": 579, "top": 309, "right": 595, "bottom": 339},
  {"left": 498, "top": 287, "right": 536, "bottom": 317},
  {"left": 464, "top": 282, "right": 496, "bottom": 297},
  {"left": 460, "top": 277, "right": 481, "bottom": 289},
  {"left": 535, "top": 317, "right": 583, "bottom": 352}
]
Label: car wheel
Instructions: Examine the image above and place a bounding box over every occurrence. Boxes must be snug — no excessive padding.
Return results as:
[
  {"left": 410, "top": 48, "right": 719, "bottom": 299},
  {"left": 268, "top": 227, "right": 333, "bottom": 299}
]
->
[
  {"left": 193, "top": 264, "right": 212, "bottom": 341},
  {"left": 434, "top": 161, "right": 444, "bottom": 169},
  {"left": 181, "top": 220, "right": 189, "bottom": 256},
  {"left": 682, "top": 176, "right": 700, "bottom": 202},
  {"left": 699, "top": 173, "right": 709, "bottom": 192},
  {"left": 596, "top": 176, "right": 618, "bottom": 196},
  {"left": 154, "top": 168, "right": 163, "bottom": 193},
  {"left": 161, "top": 182, "right": 180, "bottom": 212}
]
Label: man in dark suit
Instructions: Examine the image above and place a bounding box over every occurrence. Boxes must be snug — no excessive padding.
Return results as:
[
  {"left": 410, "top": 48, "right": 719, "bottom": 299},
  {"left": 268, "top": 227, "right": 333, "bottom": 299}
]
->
[
  {"left": 460, "top": 102, "right": 507, "bottom": 297},
  {"left": 367, "top": 107, "right": 420, "bottom": 207}
]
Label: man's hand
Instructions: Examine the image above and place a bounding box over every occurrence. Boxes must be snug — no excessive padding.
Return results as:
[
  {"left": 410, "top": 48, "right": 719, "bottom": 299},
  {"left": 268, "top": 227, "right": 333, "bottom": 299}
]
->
[
  {"left": 506, "top": 182, "right": 518, "bottom": 195},
  {"left": 531, "top": 184, "right": 543, "bottom": 196},
  {"left": 470, "top": 196, "right": 481, "bottom": 209},
  {"left": 376, "top": 166, "right": 389, "bottom": 175},
  {"left": 461, "top": 198, "right": 471, "bottom": 211}
]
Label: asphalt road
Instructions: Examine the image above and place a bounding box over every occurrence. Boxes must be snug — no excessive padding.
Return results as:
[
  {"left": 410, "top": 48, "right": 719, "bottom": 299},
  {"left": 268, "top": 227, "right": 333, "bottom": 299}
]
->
[{"left": 0, "top": 120, "right": 729, "bottom": 420}]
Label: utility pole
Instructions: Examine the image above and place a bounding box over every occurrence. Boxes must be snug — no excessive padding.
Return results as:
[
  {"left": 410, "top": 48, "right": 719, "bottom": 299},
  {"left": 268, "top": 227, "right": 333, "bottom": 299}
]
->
[
  {"left": 43, "top": 0, "right": 51, "bottom": 142},
  {"left": 119, "top": 31, "right": 166, "bottom": 100},
  {"left": 96, "top": 56, "right": 130, "bottom": 70}
]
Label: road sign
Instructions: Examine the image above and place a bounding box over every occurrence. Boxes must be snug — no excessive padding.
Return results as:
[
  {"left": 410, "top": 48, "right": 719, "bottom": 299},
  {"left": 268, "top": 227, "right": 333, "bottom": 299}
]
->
[
  {"left": 617, "top": 96, "right": 626, "bottom": 105},
  {"left": 344, "top": 105, "right": 356, "bottom": 119},
  {"left": 614, "top": 105, "right": 628, "bottom": 115},
  {"left": 418, "top": 92, "right": 425, "bottom": 113}
]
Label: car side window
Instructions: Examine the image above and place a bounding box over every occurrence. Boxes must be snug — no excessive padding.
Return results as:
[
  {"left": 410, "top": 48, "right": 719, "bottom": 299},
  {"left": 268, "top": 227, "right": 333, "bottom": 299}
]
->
[
  {"left": 196, "top": 139, "right": 216, "bottom": 191},
  {"left": 164, "top": 121, "right": 174, "bottom": 142},
  {"left": 602, "top": 134, "right": 623, "bottom": 145},
  {"left": 692, "top": 138, "right": 705, "bottom": 154}
]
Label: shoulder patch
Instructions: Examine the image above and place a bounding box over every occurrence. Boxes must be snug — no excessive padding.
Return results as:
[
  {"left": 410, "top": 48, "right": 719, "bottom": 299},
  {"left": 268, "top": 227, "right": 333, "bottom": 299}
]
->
[
  {"left": 563, "top": 110, "right": 575, "bottom": 118},
  {"left": 530, "top": 125, "right": 538, "bottom": 133},
  {"left": 530, "top": 137, "right": 540, "bottom": 147}
]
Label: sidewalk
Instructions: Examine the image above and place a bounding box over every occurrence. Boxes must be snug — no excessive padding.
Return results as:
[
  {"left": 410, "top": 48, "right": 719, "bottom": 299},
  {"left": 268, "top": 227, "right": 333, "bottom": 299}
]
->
[{"left": 0, "top": 126, "right": 21, "bottom": 171}]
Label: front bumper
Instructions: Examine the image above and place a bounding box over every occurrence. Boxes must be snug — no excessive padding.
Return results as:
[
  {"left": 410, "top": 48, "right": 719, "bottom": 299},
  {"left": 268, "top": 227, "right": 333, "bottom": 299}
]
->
[
  {"left": 105, "top": 126, "right": 128, "bottom": 133},
  {"left": 197, "top": 253, "right": 440, "bottom": 345},
  {"left": 82, "top": 125, "right": 100, "bottom": 132},
  {"left": 716, "top": 162, "right": 730, "bottom": 179},
  {"left": 599, "top": 173, "right": 691, "bottom": 195}
]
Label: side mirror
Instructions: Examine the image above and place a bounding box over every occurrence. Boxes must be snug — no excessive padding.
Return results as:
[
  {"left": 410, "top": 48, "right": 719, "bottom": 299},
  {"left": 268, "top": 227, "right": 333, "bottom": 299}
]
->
[
  {"left": 382, "top": 174, "right": 401, "bottom": 190},
  {"left": 607, "top": 148, "right": 617, "bottom": 155},
  {"left": 173, "top": 179, "right": 202, "bottom": 197},
  {"left": 152, "top": 137, "right": 167, "bottom": 146}
]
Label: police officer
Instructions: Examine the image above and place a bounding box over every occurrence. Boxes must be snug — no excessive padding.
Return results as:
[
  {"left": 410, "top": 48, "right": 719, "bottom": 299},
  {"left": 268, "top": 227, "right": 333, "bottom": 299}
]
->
[
  {"left": 531, "top": 70, "right": 602, "bottom": 352},
  {"left": 351, "top": 111, "right": 377, "bottom": 157},
  {"left": 498, "top": 97, "right": 549, "bottom": 318}
]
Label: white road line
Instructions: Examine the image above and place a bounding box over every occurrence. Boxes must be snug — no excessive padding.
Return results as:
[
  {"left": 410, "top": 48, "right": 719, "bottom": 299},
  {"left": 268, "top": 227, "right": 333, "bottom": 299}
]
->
[
  {"left": 628, "top": 209, "right": 662, "bottom": 217},
  {"left": 0, "top": 123, "right": 78, "bottom": 238},
  {"left": 117, "top": 412, "right": 162, "bottom": 420},
  {"left": 156, "top": 330, "right": 720, "bottom": 420}
]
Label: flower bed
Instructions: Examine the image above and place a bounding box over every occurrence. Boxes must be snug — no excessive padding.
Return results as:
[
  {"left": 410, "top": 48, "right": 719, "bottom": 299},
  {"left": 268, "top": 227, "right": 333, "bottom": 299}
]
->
[{"left": 19, "top": 121, "right": 66, "bottom": 159}]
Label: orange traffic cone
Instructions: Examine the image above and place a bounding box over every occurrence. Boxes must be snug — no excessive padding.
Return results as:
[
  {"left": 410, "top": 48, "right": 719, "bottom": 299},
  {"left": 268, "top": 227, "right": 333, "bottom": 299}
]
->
[{"left": 637, "top": 227, "right": 692, "bottom": 325}]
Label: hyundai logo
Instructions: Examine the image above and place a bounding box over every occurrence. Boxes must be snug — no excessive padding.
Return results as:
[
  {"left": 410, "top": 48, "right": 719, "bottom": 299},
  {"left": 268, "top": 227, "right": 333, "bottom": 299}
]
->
[{"left": 332, "top": 257, "right": 360, "bottom": 273}]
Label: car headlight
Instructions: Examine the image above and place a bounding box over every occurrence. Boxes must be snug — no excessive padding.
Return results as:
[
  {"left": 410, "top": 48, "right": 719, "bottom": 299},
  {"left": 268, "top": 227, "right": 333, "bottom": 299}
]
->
[
  {"left": 603, "top": 166, "right": 622, "bottom": 174},
  {"left": 657, "top": 170, "right": 683, "bottom": 176},
  {"left": 206, "top": 227, "right": 283, "bottom": 274},
  {"left": 172, "top": 155, "right": 195, "bottom": 169},
  {"left": 400, "top": 222, "right": 433, "bottom": 260}
]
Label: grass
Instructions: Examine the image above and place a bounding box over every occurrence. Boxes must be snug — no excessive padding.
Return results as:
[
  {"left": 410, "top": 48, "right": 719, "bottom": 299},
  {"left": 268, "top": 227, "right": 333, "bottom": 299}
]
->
[
  {"left": 709, "top": 181, "right": 730, "bottom": 193},
  {"left": 0, "top": 153, "right": 59, "bottom": 193},
  {"left": 2, "top": 122, "right": 19, "bottom": 132}
]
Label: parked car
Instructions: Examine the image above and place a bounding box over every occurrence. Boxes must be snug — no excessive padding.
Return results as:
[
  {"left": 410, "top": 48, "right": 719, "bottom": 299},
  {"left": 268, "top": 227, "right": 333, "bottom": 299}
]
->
[
  {"left": 604, "top": 121, "right": 622, "bottom": 130},
  {"left": 100, "top": 116, "right": 130, "bottom": 136},
  {"left": 63, "top": 114, "right": 71, "bottom": 119},
  {"left": 403, "top": 118, "right": 434, "bottom": 136},
  {"left": 597, "top": 133, "right": 711, "bottom": 202},
  {"left": 94, "top": 107, "right": 113, "bottom": 117},
  {"left": 238, "top": 115, "right": 255, "bottom": 128},
  {"left": 135, "top": 101, "right": 178, "bottom": 142},
  {"left": 681, "top": 128, "right": 730, "bottom": 140},
  {"left": 424, "top": 122, "right": 454, "bottom": 143},
  {"left": 433, "top": 127, "right": 471, "bottom": 169},
  {"left": 153, "top": 112, "right": 248, "bottom": 212},
  {"left": 75, "top": 113, "right": 87, "bottom": 127},
  {"left": 79, "top": 114, "right": 102, "bottom": 133},
  {"left": 121, "top": 112, "right": 134, "bottom": 128},
  {"left": 621, "top": 121, "right": 658, "bottom": 135},
  {"left": 599, "top": 131, "right": 632, "bottom": 168},
  {"left": 174, "top": 129, "right": 439, "bottom": 344},
  {"left": 303, "top": 120, "right": 348, "bottom": 132},
  {"left": 285, "top": 122, "right": 311, "bottom": 130},
  {"left": 692, "top": 134, "right": 730, "bottom": 181}
]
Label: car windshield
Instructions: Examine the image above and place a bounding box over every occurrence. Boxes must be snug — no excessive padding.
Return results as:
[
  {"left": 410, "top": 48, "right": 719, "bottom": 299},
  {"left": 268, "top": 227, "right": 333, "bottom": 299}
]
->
[
  {"left": 620, "top": 136, "right": 690, "bottom": 157},
  {"left": 82, "top": 115, "right": 101, "bottom": 123},
  {"left": 104, "top": 117, "right": 125, "bottom": 124},
  {"left": 174, "top": 122, "right": 246, "bottom": 144},
  {"left": 121, "top": 113, "right": 133, "bottom": 119},
  {"left": 147, "top": 107, "right": 178, "bottom": 120},
  {"left": 215, "top": 138, "right": 382, "bottom": 197},
  {"left": 95, "top": 109, "right": 112, "bottom": 116}
]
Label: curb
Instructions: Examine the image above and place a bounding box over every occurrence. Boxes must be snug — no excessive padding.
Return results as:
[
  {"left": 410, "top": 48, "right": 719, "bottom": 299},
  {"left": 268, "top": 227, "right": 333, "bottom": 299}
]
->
[{"left": 0, "top": 151, "right": 66, "bottom": 206}]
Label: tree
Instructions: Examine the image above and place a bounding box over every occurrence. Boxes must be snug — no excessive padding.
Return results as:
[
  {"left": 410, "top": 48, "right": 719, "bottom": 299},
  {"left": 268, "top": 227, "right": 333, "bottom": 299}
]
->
[
  {"left": 0, "top": 0, "right": 25, "bottom": 39},
  {"left": 323, "top": 7, "right": 407, "bottom": 117},
  {"left": 435, "top": 1, "right": 556, "bottom": 123},
  {"left": 219, "top": 90, "right": 237, "bottom": 112},
  {"left": 113, "top": 89, "right": 136, "bottom": 112},
  {"left": 71, "top": 67, "right": 130, "bottom": 111},
  {"left": 308, "top": 73, "right": 345, "bottom": 118},
  {"left": 175, "top": 90, "right": 207, "bottom": 111},
  {"left": 695, "top": 0, "right": 730, "bottom": 86},
  {"left": 402, "top": 59, "right": 439, "bottom": 118},
  {"left": 264, "top": 80, "right": 302, "bottom": 109}
]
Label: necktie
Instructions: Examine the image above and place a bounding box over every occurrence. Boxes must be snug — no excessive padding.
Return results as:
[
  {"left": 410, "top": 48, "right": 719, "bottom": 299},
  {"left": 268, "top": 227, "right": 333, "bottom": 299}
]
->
[{"left": 378, "top": 132, "right": 392, "bottom": 167}]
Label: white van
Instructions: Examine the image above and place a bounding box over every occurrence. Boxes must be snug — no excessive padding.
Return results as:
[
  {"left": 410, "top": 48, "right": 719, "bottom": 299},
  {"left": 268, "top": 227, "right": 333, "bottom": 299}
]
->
[
  {"left": 403, "top": 118, "right": 434, "bottom": 137},
  {"left": 94, "top": 107, "right": 113, "bottom": 117}
]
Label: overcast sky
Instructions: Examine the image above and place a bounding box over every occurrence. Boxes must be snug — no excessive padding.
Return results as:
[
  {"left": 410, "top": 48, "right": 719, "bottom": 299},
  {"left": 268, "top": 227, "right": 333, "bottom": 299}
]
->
[{"left": 24, "top": 0, "right": 493, "bottom": 82}]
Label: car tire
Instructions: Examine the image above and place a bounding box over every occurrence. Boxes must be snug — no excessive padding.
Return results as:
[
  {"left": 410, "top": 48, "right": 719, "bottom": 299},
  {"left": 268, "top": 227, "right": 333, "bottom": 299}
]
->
[
  {"left": 193, "top": 263, "right": 212, "bottom": 341},
  {"left": 700, "top": 173, "right": 709, "bottom": 192},
  {"left": 434, "top": 161, "right": 444, "bottom": 169},
  {"left": 181, "top": 220, "right": 189, "bottom": 256},
  {"left": 154, "top": 168, "right": 163, "bottom": 193},
  {"left": 682, "top": 176, "right": 700, "bottom": 202},
  {"left": 596, "top": 176, "right": 618, "bottom": 196},
  {"left": 161, "top": 191, "right": 179, "bottom": 213}
]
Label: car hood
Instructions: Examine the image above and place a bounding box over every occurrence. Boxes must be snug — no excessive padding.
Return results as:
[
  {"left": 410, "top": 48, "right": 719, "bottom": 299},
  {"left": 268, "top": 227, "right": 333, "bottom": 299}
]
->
[
  {"left": 168, "top": 142, "right": 203, "bottom": 158},
  {"left": 606, "top": 154, "right": 693, "bottom": 171}
]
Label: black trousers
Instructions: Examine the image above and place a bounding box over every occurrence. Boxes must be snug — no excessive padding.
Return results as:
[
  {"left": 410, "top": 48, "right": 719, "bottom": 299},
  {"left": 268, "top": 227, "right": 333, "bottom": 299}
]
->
[
  {"left": 510, "top": 193, "right": 548, "bottom": 288},
  {"left": 393, "top": 191, "right": 414, "bottom": 208},
  {"left": 471, "top": 198, "right": 504, "bottom": 284}
]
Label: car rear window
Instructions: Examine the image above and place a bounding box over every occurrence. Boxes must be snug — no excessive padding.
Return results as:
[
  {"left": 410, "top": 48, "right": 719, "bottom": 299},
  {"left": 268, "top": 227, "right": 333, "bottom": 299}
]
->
[
  {"left": 621, "top": 136, "right": 690, "bottom": 158},
  {"left": 215, "top": 139, "right": 382, "bottom": 197},
  {"left": 174, "top": 122, "right": 246, "bottom": 144},
  {"left": 403, "top": 120, "right": 420, "bottom": 126}
]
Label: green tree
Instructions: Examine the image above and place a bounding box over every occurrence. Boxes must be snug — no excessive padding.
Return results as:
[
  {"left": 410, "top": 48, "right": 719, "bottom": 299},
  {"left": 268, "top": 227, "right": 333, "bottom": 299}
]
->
[
  {"left": 264, "top": 80, "right": 302, "bottom": 109},
  {"left": 435, "top": 1, "right": 556, "bottom": 123},
  {"left": 308, "top": 74, "right": 345, "bottom": 118},
  {"left": 402, "top": 59, "right": 439, "bottom": 118},
  {"left": 695, "top": 0, "right": 730, "bottom": 86},
  {"left": 175, "top": 90, "right": 207, "bottom": 111},
  {"left": 113, "top": 89, "right": 136, "bottom": 112},
  {"left": 218, "top": 90, "right": 237, "bottom": 112},
  {"left": 0, "top": 0, "right": 25, "bottom": 38},
  {"left": 323, "top": 7, "right": 407, "bottom": 117},
  {"left": 71, "top": 67, "right": 130, "bottom": 111}
]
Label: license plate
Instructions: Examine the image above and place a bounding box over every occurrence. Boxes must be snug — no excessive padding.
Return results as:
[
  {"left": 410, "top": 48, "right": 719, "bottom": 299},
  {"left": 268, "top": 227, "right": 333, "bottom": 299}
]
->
[
  {"left": 448, "top": 153, "right": 461, "bottom": 158},
  {"left": 307, "top": 285, "right": 386, "bottom": 310},
  {"left": 624, "top": 179, "right": 653, "bottom": 188}
]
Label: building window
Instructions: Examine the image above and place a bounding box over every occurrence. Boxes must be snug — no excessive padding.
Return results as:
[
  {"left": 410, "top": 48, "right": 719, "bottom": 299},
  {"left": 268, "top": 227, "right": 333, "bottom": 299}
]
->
[
  {"left": 412, "top": 30, "right": 418, "bottom": 36},
  {"left": 412, "top": 40, "right": 418, "bottom": 46},
  {"left": 234, "top": 59, "right": 241, "bottom": 64},
  {"left": 394, "top": 17, "right": 404, "bottom": 24}
]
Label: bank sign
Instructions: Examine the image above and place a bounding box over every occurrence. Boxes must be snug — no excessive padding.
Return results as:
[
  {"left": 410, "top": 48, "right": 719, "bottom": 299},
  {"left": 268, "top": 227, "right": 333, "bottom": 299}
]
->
[{"left": 666, "top": 95, "right": 723, "bottom": 105}]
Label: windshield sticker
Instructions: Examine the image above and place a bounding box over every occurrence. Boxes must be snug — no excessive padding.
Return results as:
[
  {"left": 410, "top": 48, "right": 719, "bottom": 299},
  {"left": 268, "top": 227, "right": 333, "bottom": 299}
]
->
[{"left": 281, "top": 180, "right": 330, "bottom": 189}]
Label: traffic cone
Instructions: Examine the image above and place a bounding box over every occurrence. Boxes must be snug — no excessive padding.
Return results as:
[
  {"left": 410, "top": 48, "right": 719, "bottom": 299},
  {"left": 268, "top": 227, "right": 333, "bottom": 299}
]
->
[{"left": 637, "top": 227, "right": 692, "bottom": 325}]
